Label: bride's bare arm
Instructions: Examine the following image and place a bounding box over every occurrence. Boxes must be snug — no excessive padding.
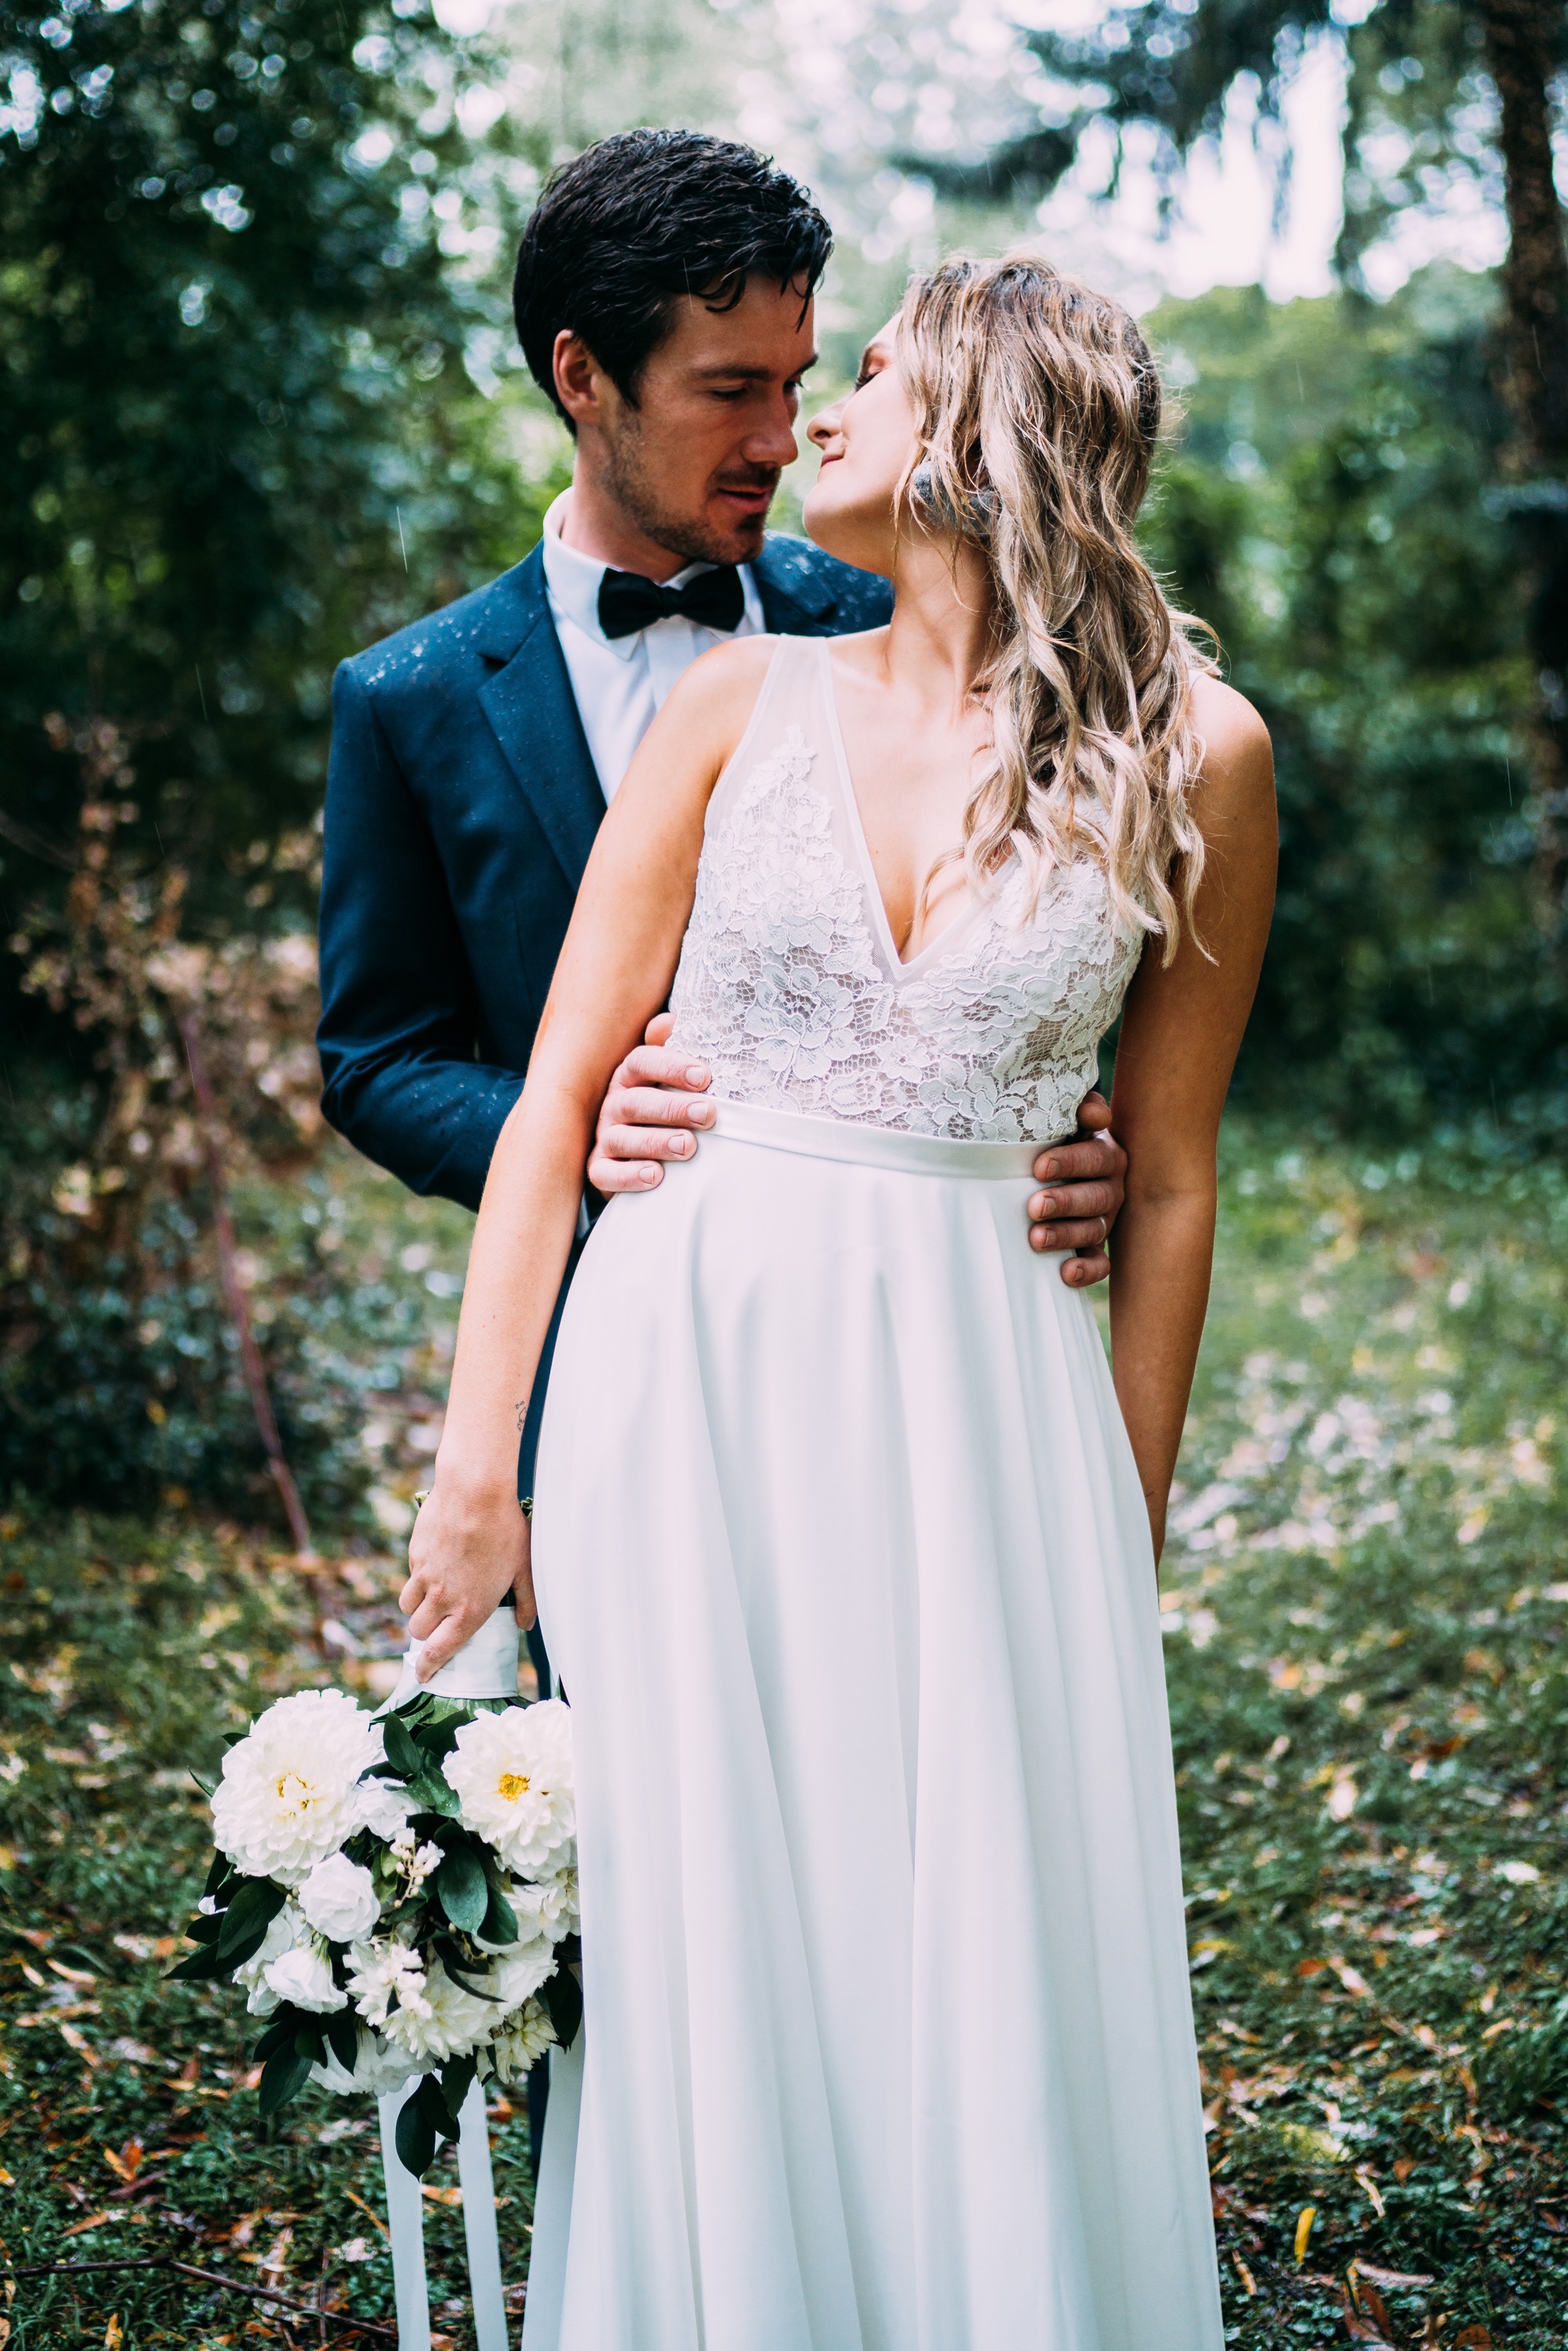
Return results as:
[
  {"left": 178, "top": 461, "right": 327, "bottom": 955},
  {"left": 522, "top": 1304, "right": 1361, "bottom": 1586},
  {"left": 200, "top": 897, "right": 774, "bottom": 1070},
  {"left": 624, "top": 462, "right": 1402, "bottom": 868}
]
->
[
  {"left": 1107, "top": 677, "right": 1277, "bottom": 1561},
  {"left": 401, "top": 639, "right": 774, "bottom": 1673}
]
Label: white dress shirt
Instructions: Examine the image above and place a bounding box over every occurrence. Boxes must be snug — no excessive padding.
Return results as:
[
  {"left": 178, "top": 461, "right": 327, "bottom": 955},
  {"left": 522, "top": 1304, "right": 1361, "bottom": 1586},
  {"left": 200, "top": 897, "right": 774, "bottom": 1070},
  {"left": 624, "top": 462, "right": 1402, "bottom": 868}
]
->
[{"left": 539, "top": 491, "right": 766, "bottom": 803}]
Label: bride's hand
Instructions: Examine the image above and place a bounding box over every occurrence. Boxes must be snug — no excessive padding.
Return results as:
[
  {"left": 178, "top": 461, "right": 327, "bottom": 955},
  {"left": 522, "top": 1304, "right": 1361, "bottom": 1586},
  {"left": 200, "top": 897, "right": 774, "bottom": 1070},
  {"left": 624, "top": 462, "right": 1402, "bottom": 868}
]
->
[{"left": 401, "top": 1473, "right": 533, "bottom": 1680}]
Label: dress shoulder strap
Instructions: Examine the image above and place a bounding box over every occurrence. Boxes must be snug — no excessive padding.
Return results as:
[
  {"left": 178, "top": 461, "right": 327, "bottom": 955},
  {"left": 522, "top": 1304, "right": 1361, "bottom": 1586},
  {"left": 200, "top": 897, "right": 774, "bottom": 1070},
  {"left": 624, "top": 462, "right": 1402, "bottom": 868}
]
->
[{"left": 706, "top": 634, "right": 832, "bottom": 818}]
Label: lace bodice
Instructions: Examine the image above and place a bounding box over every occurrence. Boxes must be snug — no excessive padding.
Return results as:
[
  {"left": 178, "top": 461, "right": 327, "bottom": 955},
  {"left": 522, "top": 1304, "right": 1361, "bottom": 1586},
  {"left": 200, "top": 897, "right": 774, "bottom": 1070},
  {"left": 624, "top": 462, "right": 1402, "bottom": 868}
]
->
[{"left": 667, "top": 637, "right": 1145, "bottom": 1146}]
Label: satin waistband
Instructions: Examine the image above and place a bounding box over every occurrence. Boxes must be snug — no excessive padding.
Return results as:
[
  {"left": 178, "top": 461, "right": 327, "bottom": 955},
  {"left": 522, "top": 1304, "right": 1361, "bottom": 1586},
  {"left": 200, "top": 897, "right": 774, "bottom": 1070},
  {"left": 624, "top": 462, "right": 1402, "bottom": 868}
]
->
[{"left": 710, "top": 1096, "right": 1048, "bottom": 1179}]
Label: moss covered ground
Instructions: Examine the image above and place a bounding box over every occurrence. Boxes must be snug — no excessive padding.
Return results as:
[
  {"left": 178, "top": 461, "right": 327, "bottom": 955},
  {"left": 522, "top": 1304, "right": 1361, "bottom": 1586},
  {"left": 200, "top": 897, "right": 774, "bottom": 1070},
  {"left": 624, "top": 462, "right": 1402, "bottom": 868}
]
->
[{"left": 2, "top": 1128, "right": 1564, "bottom": 2348}]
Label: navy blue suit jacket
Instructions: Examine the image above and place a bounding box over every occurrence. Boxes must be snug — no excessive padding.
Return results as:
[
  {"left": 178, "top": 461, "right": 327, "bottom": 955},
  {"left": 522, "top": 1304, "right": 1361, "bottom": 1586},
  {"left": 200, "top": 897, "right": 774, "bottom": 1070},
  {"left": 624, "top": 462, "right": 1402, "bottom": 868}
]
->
[{"left": 317, "top": 533, "right": 892, "bottom": 1478}]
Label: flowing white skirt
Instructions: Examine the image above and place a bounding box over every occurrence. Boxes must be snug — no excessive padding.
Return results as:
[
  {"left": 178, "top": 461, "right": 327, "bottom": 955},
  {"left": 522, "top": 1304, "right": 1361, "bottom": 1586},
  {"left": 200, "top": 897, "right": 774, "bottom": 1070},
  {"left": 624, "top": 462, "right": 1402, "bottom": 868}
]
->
[{"left": 526, "top": 1100, "right": 1222, "bottom": 2351}]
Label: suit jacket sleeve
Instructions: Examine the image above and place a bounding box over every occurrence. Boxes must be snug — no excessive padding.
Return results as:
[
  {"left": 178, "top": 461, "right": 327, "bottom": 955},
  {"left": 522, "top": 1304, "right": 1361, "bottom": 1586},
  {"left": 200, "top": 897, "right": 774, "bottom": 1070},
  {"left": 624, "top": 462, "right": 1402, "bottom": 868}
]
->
[{"left": 317, "top": 661, "right": 521, "bottom": 1212}]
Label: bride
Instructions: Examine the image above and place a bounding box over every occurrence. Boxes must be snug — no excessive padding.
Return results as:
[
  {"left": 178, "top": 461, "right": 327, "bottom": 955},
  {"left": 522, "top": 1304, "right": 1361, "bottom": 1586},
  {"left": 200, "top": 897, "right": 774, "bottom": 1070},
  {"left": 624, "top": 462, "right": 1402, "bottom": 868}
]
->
[{"left": 405, "top": 254, "right": 1275, "bottom": 2348}]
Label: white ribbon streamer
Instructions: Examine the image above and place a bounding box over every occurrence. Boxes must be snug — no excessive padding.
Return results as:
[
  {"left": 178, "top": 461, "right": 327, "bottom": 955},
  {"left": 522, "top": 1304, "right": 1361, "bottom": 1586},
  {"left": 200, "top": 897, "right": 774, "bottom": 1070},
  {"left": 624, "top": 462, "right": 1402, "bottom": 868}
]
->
[{"left": 381, "top": 1607, "right": 521, "bottom": 1713}]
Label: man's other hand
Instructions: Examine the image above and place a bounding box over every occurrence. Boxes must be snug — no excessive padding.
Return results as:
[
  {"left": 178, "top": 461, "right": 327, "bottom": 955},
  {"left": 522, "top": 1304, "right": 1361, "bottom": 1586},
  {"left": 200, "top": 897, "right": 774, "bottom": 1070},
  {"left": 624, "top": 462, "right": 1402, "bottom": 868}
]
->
[
  {"left": 1029, "top": 1091, "right": 1127, "bottom": 1287},
  {"left": 588, "top": 1011, "right": 714, "bottom": 1194}
]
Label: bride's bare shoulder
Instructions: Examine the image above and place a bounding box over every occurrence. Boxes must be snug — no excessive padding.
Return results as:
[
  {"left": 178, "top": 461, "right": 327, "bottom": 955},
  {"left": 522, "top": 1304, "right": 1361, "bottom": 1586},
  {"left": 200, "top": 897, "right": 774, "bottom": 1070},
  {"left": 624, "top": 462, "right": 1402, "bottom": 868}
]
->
[
  {"left": 1186, "top": 673, "right": 1273, "bottom": 814},
  {"left": 656, "top": 633, "right": 784, "bottom": 763}
]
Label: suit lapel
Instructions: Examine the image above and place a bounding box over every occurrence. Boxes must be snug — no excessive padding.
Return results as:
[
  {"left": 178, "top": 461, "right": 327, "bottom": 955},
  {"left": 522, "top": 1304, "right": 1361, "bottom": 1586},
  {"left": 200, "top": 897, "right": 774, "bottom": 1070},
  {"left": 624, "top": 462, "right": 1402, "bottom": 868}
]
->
[
  {"left": 476, "top": 549, "right": 604, "bottom": 890},
  {"left": 753, "top": 537, "right": 837, "bottom": 634}
]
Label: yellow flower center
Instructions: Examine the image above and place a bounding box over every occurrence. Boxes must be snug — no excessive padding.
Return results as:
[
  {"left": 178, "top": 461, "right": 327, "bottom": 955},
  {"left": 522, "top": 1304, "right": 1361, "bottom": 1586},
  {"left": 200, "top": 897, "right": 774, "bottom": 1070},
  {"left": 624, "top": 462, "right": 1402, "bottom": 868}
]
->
[
  {"left": 496, "top": 1771, "right": 531, "bottom": 1802},
  {"left": 275, "top": 1771, "right": 314, "bottom": 1811}
]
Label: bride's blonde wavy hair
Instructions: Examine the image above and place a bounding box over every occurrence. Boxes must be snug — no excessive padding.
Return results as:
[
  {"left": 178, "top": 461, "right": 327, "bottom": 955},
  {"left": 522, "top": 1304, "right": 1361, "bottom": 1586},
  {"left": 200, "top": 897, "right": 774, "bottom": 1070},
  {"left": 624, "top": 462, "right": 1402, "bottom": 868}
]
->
[{"left": 895, "top": 254, "right": 1214, "bottom": 959}]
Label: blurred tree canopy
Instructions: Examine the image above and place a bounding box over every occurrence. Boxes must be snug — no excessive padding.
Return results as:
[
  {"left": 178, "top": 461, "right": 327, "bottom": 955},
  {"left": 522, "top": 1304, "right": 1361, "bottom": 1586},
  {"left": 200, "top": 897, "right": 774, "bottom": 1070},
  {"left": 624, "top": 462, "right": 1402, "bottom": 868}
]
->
[
  {"left": 1142, "top": 265, "right": 1565, "bottom": 1115},
  {"left": 925, "top": 0, "right": 1568, "bottom": 967},
  {"left": 0, "top": 0, "right": 551, "bottom": 961}
]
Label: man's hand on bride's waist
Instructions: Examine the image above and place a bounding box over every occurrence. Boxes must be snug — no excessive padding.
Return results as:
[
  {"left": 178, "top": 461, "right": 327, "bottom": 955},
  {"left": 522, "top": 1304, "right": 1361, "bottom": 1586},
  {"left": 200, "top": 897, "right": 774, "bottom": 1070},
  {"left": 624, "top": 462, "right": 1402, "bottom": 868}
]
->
[
  {"left": 586, "top": 1016, "right": 1127, "bottom": 1293},
  {"left": 1028, "top": 1091, "right": 1126, "bottom": 1288},
  {"left": 587, "top": 1011, "right": 714, "bottom": 1198},
  {"left": 401, "top": 1471, "right": 535, "bottom": 1680}
]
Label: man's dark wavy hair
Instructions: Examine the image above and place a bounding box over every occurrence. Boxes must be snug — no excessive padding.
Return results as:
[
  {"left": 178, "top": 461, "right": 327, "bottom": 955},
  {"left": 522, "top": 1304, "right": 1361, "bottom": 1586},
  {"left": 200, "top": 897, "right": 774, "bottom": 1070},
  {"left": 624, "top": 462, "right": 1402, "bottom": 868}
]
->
[{"left": 513, "top": 129, "right": 833, "bottom": 431}]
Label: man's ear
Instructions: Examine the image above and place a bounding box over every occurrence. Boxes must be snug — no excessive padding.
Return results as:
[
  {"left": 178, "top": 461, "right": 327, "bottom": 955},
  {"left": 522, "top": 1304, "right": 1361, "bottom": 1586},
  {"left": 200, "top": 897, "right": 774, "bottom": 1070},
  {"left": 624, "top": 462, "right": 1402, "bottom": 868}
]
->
[{"left": 554, "top": 329, "right": 609, "bottom": 431}]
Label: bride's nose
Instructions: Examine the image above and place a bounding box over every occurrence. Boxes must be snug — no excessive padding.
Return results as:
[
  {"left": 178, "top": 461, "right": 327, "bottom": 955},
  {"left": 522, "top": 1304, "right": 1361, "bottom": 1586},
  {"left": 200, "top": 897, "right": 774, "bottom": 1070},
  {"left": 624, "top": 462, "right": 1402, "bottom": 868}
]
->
[{"left": 807, "top": 401, "right": 843, "bottom": 452}]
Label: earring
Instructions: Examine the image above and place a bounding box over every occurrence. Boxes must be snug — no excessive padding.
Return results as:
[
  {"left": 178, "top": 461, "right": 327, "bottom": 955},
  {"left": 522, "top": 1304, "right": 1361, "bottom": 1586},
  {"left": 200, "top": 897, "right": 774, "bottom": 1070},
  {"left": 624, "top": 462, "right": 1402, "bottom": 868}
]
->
[{"left": 909, "top": 460, "right": 997, "bottom": 543}]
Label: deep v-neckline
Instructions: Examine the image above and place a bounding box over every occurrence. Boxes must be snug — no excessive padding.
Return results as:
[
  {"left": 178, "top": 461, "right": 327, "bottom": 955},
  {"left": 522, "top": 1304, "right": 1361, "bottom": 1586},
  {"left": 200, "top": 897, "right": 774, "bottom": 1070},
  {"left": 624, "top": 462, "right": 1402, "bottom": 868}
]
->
[{"left": 816, "top": 641, "right": 992, "bottom": 983}]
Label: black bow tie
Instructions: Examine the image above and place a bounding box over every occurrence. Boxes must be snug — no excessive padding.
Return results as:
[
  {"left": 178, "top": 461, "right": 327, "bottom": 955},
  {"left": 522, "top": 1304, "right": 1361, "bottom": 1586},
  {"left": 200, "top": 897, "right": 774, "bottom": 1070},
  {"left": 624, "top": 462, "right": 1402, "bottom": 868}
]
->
[{"left": 597, "top": 564, "right": 745, "bottom": 641}]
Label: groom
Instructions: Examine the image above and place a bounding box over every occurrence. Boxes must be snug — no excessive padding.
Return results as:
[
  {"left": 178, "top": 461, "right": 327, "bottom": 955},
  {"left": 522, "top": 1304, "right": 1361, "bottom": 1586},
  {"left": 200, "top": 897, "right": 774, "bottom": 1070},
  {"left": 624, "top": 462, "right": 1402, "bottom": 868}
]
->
[{"left": 318, "top": 129, "right": 1127, "bottom": 1609}]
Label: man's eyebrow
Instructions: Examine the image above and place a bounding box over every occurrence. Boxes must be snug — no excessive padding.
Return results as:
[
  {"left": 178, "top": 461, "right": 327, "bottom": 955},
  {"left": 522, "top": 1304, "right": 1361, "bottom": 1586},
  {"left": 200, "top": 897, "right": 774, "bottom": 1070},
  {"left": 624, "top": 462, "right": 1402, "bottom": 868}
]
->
[{"left": 691, "top": 353, "right": 820, "bottom": 381}]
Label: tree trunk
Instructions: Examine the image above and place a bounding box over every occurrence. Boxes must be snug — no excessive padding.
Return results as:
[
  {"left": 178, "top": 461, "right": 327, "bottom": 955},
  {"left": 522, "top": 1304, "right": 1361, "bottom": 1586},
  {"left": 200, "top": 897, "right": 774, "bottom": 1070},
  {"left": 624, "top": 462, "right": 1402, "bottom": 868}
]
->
[{"left": 1477, "top": 0, "right": 1568, "bottom": 945}]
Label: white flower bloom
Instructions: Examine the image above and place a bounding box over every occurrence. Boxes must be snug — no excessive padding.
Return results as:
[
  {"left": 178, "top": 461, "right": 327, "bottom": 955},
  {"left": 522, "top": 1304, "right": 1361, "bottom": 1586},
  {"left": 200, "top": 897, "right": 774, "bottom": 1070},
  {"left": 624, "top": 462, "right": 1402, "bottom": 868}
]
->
[
  {"left": 346, "top": 1936, "right": 430, "bottom": 2031},
  {"left": 484, "top": 1998, "right": 557, "bottom": 2085},
  {"left": 488, "top": 1935, "right": 557, "bottom": 2012},
  {"left": 505, "top": 1869, "right": 577, "bottom": 1946},
  {"left": 299, "top": 1853, "right": 380, "bottom": 1943},
  {"left": 265, "top": 1938, "right": 348, "bottom": 2013},
  {"left": 389, "top": 1829, "right": 444, "bottom": 1892},
  {"left": 356, "top": 1777, "right": 416, "bottom": 1842},
  {"left": 310, "top": 2026, "right": 422, "bottom": 2099},
  {"left": 233, "top": 1903, "right": 302, "bottom": 2015},
  {"left": 212, "top": 1690, "right": 383, "bottom": 1886},
  {"left": 378, "top": 1956, "right": 497, "bottom": 2064},
  {"left": 443, "top": 1701, "right": 575, "bottom": 1875}
]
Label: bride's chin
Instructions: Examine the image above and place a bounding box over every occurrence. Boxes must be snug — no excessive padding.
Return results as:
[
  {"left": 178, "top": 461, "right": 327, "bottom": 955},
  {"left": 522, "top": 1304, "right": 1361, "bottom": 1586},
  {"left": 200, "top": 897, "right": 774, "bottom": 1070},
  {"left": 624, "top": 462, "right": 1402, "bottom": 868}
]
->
[{"left": 802, "top": 494, "right": 891, "bottom": 576}]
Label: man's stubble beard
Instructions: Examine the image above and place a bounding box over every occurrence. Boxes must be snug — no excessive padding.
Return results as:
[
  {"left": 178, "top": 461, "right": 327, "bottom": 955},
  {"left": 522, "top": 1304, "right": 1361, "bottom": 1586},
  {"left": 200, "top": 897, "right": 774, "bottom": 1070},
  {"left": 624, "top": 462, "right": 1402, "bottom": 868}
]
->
[{"left": 602, "top": 412, "right": 773, "bottom": 571}]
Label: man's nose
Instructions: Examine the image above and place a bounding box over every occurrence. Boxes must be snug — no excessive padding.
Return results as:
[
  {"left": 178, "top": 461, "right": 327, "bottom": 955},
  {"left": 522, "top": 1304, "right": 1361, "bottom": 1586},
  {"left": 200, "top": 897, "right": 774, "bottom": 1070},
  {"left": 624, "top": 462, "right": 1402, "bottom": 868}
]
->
[{"left": 739, "top": 398, "right": 800, "bottom": 470}]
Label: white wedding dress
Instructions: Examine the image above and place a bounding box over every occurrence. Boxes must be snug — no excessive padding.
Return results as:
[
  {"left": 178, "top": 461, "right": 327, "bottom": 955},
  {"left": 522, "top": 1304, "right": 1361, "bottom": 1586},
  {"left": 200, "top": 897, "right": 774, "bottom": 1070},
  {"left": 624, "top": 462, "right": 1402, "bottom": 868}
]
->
[{"left": 526, "top": 638, "right": 1223, "bottom": 2350}]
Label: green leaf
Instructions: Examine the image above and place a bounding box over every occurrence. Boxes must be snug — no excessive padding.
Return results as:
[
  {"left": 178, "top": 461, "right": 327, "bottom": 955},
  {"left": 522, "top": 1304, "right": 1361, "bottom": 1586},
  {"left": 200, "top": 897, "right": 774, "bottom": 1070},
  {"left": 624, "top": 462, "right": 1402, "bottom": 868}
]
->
[
  {"left": 257, "top": 2044, "right": 314, "bottom": 2117},
  {"left": 215, "top": 1875, "right": 288, "bottom": 1968},
  {"left": 437, "top": 1846, "right": 488, "bottom": 1933},
  {"left": 292, "top": 2023, "right": 328, "bottom": 2066},
  {"left": 203, "top": 1848, "right": 232, "bottom": 1899},
  {"left": 379, "top": 1713, "right": 421, "bottom": 1779},
  {"left": 480, "top": 1885, "right": 517, "bottom": 1946},
  {"left": 395, "top": 2087, "right": 437, "bottom": 2178},
  {"left": 408, "top": 1771, "right": 459, "bottom": 1818},
  {"left": 189, "top": 1768, "right": 216, "bottom": 1799},
  {"left": 326, "top": 2009, "right": 361, "bottom": 2074},
  {"left": 164, "top": 1941, "right": 227, "bottom": 1985},
  {"left": 543, "top": 1961, "right": 583, "bottom": 2051},
  {"left": 185, "top": 1913, "right": 223, "bottom": 1946},
  {"left": 253, "top": 2011, "right": 303, "bottom": 2062},
  {"left": 439, "top": 2049, "right": 477, "bottom": 2124}
]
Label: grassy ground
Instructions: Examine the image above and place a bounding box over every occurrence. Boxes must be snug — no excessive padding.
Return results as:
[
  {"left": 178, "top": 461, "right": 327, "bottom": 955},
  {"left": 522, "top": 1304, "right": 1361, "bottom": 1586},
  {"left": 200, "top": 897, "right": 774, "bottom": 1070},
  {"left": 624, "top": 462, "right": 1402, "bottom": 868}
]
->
[{"left": 1, "top": 1125, "right": 1564, "bottom": 2346}]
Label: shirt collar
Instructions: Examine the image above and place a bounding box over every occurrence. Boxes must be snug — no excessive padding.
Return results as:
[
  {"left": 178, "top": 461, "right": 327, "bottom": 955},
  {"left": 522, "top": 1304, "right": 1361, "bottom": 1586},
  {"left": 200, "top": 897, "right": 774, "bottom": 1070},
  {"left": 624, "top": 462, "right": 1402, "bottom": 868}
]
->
[{"left": 540, "top": 490, "right": 734, "bottom": 663}]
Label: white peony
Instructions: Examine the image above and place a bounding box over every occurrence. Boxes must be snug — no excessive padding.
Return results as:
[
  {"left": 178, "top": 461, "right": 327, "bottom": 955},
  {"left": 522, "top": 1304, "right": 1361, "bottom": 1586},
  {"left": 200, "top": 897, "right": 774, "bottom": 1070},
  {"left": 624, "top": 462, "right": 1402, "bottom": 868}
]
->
[
  {"left": 484, "top": 1998, "right": 557, "bottom": 2085},
  {"left": 299, "top": 1854, "right": 380, "bottom": 1943},
  {"left": 310, "top": 2026, "right": 422, "bottom": 2099},
  {"left": 233, "top": 1903, "right": 302, "bottom": 2016},
  {"left": 442, "top": 1701, "right": 575, "bottom": 1875},
  {"left": 212, "top": 1690, "right": 384, "bottom": 1886},
  {"left": 265, "top": 1939, "right": 348, "bottom": 2013}
]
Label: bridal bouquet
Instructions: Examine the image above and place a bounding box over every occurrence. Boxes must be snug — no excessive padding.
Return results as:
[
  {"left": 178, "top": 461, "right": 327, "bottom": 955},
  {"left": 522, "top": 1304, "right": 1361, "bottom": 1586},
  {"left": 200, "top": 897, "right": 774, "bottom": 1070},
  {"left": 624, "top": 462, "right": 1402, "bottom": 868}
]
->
[{"left": 166, "top": 1673, "right": 581, "bottom": 2175}]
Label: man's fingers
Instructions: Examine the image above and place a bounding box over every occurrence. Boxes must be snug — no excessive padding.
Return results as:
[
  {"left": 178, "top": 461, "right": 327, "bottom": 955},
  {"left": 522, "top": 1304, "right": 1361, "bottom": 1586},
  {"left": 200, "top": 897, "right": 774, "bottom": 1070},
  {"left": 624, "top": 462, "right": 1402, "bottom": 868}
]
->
[
  {"left": 587, "top": 1150, "right": 664, "bottom": 1194},
  {"left": 614, "top": 1046, "right": 711, "bottom": 1093},
  {"left": 1031, "top": 1216, "right": 1115, "bottom": 1251},
  {"left": 643, "top": 1011, "right": 676, "bottom": 1046},
  {"left": 1074, "top": 1089, "right": 1112, "bottom": 1132},
  {"left": 1028, "top": 1179, "right": 1120, "bottom": 1225},
  {"left": 1061, "top": 1249, "right": 1110, "bottom": 1287},
  {"left": 1032, "top": 1134, "right": 1125, "bottom": 1183},
  {"left": 602, "top": 1084, "right": 715, "bottom": 1133}
]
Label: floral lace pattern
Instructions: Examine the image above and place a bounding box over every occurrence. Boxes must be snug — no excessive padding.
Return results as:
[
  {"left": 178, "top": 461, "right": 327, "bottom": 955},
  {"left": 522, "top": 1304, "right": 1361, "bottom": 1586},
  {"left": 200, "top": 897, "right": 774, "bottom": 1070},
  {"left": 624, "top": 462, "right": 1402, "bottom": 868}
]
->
[{"left": 669, "top": 723, "right": 1145, "bottom": 1145}]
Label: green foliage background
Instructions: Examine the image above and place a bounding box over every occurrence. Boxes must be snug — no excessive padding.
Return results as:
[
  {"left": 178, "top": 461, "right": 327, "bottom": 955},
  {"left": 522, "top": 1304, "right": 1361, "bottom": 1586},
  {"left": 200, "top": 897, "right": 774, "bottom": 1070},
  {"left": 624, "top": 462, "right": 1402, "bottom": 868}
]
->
[{"left": 0, "top": 0, "right": 1561, "bottom": 1504}]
